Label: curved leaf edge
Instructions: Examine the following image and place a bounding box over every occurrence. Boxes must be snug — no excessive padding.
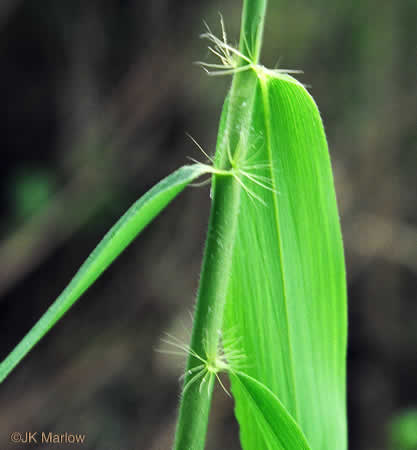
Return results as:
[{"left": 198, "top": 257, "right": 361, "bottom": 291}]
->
[{"left": 230, "top": 370, "right": 312, "bottom": 450}]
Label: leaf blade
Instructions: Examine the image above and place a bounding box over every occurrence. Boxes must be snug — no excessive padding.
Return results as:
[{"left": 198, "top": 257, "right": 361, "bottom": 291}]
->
[
  {"left": 223, "top": 74, "right": 347, "bottom": 449},
  {"left": 0, "top": 164, "right": 208, "bottom": 383},
  {"left": 230, "top": 371, "right": 311, "bottom": 450}
]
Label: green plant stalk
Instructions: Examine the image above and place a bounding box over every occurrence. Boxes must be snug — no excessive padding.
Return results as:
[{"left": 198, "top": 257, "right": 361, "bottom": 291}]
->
[
  {"left": 173, "top": 1, "right": 267, "bottom": 449},
  {"left": 239, "top": 0, "right": 266, "bottom": 63}
]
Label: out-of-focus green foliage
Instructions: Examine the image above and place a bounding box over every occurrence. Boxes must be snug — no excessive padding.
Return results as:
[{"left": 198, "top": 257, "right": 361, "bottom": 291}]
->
[
  {"left": 10, "top": 168, "right": 54, "bottom": 219},
  {"left": 389, "top": 409, "right": 417, "bottom": 450}
]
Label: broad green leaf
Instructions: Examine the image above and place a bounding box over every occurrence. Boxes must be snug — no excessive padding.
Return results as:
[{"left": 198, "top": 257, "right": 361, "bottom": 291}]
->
[
  {"left": 223, "top": 72, "right": 347, "bottom": 450},
  {"left": 230, "top": 371, "right": 311, "bottom": 450},
  {"left": 0, "top": 164, "right": 208, "bottom": 383}
]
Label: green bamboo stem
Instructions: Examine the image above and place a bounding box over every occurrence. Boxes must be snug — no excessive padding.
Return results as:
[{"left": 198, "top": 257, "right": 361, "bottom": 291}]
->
[{"left": 172, "top": 1, "right": 268, "bottom": 449}]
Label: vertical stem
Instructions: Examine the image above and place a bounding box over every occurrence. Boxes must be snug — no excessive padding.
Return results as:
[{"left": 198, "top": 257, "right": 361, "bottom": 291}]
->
[
  {"left": 219, "top": 0, "right": 268, "bottom": 169},
  {"left": 173, "top": 174, "right": 241, "bottom": 450},
  {"left": 239, "top": 0, "right": 267, "bottom": 64},
  {"left": 173, "top": 1, "right": 268, "bottom": 449}
]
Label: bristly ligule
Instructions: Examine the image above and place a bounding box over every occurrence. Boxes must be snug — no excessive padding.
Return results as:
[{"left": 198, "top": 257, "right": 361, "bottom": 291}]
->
[
  {"left": 186, "top": 132, "right": 279, "bottom": 206},
  {"left": 157, "top": 328, "right": 247, "bottom": 398},
  {"left": 196, "top": 15, "right": 304, "bottom": 88}
]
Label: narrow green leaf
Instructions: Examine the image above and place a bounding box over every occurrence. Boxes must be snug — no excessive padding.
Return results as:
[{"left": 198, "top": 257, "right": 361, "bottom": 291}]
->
[
  {"left": 230, "top": 371, "right": 311, "bottom": 450},
  {"left": 223, "top": 73, "right": 347, "bottom": 450},
  {"left": 0, "top": 164, "right": 208, "bottom": 383}
]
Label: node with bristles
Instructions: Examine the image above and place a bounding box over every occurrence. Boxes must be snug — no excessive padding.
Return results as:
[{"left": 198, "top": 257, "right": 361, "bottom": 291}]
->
[{"left": 196, "top": 15, "right": 306, "bottom": 88}]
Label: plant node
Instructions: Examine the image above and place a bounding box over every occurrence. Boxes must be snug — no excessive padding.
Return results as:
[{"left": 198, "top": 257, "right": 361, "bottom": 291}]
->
[
  {"left": 186, "top": 133, "right": 279, "bottom": 206},
  {"left": 196, "top": 15, "right": 305, "bottom": 87},
  {"left": 157, "top": 328, "right": 247, "bottom": 398}
]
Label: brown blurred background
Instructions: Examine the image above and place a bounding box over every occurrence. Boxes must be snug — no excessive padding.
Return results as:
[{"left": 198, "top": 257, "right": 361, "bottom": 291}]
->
[{"left": 0, "top": 1, "right": 416, "bottom": 449}]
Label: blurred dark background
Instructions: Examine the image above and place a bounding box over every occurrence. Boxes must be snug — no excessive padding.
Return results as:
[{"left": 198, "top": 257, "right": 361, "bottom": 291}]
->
[{"left": 0, "top": 1, "right": 416, "bottom": 449}]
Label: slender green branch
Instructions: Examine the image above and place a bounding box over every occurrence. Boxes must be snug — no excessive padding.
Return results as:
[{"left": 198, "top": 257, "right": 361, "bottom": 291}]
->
[{"left": 172, "top": 1, "right": 268, "bottom": 449}]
